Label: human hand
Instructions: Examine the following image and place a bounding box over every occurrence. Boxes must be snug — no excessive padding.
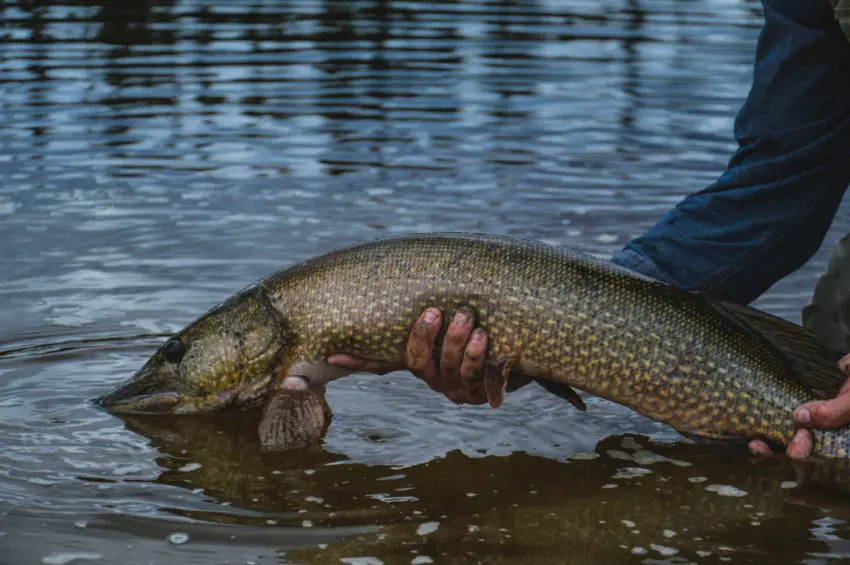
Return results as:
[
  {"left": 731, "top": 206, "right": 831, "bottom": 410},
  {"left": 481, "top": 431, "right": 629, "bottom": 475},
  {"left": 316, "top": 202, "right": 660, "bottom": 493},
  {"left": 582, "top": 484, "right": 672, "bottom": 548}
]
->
[
  {"left": 327, "top": 307, "right": 489, "bottom": 404},
  {"left": 748, "top": 354, "right": 850, "bottom": 459}
]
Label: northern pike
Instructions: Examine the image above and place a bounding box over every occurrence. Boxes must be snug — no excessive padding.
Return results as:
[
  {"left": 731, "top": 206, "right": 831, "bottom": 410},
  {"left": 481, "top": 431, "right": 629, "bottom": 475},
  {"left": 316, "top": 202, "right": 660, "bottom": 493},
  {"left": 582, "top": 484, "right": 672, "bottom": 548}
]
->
[{"left": 97, "top": 233, "right": 850, "bottom": 458}]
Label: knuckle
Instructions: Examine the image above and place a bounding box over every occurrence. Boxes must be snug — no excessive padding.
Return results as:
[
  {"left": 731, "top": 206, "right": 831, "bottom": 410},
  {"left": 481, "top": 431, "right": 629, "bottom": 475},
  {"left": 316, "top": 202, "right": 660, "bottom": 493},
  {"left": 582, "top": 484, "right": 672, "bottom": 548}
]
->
[
  {"left": 464, "top": 351, "right": 484, "bottom": 365},
  {"left": 815, "top": 401, "right": 850, "bottom": 426},
  {"left": 444, "top": 324, "right": 471, "bottom": 347}
]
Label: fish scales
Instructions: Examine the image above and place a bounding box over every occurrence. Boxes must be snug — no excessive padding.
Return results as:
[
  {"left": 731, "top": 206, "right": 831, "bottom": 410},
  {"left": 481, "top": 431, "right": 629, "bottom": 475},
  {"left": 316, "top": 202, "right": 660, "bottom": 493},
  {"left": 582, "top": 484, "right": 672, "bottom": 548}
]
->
[
  {"left": 258, "top": 234, "right": 848, "bottom": 457},
  {"left": 98, "top": 233, "right": 850, "bottom": 459}
]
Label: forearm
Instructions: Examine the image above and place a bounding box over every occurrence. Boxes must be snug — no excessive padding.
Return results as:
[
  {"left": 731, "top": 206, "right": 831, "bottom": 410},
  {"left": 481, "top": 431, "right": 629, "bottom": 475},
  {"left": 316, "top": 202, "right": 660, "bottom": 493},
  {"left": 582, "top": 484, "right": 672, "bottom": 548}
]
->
[{"left": 613, "top": 0, "right": 850, "bottom": 304}]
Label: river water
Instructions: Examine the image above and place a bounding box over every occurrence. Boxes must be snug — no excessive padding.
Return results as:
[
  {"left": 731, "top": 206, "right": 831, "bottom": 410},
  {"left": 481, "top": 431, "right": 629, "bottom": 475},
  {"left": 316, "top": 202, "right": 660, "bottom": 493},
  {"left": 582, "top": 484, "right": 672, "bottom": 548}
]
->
[{"left": 4, "top": 1, "right": 850, "bottom": 564}]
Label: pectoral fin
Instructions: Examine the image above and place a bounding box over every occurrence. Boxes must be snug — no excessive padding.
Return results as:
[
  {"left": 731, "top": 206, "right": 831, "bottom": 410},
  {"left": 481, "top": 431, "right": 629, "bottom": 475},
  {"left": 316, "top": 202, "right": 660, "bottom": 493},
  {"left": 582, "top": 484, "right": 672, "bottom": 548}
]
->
[
  {"left": 534, "top": 378, "right": 587, "bottom": 411},
  {"left": 258, "top": 377, "right": 332, "bottom": 451},
  {"left": 483, "top": 357, "right": 519, "bottom": 408}
]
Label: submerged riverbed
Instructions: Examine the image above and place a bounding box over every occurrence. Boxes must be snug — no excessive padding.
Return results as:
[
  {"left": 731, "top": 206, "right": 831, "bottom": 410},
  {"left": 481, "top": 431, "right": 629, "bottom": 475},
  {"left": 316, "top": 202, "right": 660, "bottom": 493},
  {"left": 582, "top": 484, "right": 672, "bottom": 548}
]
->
[{"left": 3, "top": 1, "right": 850, "bottom": 563}]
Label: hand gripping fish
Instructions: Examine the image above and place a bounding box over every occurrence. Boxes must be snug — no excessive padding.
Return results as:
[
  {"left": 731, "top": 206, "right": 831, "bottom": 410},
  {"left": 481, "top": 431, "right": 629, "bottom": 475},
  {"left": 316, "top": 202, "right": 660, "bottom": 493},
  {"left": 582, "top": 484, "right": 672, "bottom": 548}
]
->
[{"left": 97, "top": 233, "right": 850, "bottom": 457}]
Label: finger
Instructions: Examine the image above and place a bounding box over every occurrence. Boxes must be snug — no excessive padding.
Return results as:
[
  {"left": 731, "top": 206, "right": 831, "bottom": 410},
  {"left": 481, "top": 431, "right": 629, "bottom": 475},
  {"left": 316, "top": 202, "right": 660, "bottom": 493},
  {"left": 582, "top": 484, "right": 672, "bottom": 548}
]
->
[
  {"left": 787, "top": 428, "right": 813, "bottom": 460},
  {"left": 839, "top": 353, "right": 850, "bottom": 376},
  {"left": 795, "top": 392, "right": 850, "bottom": 429},
  {"left": 405, "top": 308, "right": 443, "bottom": 390},
  {"left": 459, "top": 329, "right": 488, "bottom": 380},
  {"left": 440, "top": 307, "right": 476, "bottom": 390},
  {"left": 326, "top": 354, "right": 404, "bottom": 375},
  {"left": 748, "top": 439, "right": 774, "bottom": 457}
]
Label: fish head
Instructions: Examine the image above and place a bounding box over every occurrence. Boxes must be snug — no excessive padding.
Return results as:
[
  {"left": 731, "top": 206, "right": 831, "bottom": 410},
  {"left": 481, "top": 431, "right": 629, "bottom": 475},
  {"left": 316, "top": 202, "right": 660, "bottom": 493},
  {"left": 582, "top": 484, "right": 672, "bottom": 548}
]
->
[{"left": 97, "top": 288, "right": 290, "bottom": 414}]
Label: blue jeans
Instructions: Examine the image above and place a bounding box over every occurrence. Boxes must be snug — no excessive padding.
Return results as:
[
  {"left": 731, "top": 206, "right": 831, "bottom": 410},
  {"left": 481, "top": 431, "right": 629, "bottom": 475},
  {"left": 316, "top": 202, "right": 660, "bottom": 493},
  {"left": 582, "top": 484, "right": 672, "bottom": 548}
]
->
[{"left": 612, "top": 0, "right": 850, "bottom": 305}]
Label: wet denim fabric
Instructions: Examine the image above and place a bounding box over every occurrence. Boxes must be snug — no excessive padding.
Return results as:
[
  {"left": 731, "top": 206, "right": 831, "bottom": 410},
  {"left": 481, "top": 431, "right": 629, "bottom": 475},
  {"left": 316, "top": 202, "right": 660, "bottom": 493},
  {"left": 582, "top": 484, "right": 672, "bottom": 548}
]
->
[{"left": 611, "top": 0, "right": 850, "bottom": 305}]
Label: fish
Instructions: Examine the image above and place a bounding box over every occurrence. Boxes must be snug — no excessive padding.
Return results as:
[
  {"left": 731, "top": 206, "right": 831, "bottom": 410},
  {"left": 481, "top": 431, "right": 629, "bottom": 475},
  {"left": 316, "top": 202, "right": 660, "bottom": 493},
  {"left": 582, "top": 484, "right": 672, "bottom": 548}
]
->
[{"left": 96, "top": 232, "right": 850, "bottom": 458}]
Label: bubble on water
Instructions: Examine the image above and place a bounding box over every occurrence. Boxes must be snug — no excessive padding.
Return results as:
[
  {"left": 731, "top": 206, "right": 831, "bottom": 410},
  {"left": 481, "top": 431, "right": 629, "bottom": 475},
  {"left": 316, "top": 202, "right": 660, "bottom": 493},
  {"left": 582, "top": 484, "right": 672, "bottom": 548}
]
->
[
  {"left": 688, "top": 476, "right": 707, "bottom": 483},
  {"left": 167, "top": 532, "right": 189, "bottom": 545},
  {"left": 416, "top": 521, "right": 439, "bottom": 536},
  {"left": 780, "top": 481, "right": 798, "bottom": 489},
  {"left": 630, "top": 547, "right": 647, "bottom": 555},
  {"left": 411, "top": 557, "right": 434, "bottom": 564},
  {"left": 340, "top": 558, "right": 383, "bottom": 565},
  {"left": 302, "top": 520, "right": 313, "bottom": 528},
  {"left": 178, "top": 462, "right": 201, "bottom": 472},
  {"left": 612, "top": 467, "right": 653, "bottom": 480},
  {"left": 41, "top": 553, "right": 102, "bottom": 565},
  {"left": 705, "top": 484, "right": 747, "bottom": 497},
  {"left": 650, "top": 544, "right": 679, "bottom": 556},
  {"left": 621, "top": 520, "right": 636, "bottom": 528},
  {"left": 73, "top": 521, "right": 87, "bottom": 528}
]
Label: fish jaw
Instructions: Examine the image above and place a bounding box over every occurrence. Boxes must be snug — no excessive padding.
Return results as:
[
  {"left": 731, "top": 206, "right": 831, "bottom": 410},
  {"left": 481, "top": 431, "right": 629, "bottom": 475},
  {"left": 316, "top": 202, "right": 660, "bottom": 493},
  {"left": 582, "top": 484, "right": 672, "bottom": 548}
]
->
[{"left": 97, "top": 365, "right": 276, "bottom": 415}]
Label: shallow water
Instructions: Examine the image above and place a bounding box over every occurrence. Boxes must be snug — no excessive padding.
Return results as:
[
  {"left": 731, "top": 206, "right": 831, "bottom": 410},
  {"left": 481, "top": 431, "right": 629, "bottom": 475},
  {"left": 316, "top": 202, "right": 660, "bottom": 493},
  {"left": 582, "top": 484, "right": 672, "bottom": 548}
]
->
[{"left": 4, "top": 1, "right": 850, "bottom": 564}]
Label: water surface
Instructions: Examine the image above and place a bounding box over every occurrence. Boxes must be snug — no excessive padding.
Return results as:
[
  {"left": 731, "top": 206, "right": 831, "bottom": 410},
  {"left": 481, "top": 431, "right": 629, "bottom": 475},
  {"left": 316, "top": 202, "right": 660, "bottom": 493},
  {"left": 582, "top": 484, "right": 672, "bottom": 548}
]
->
[{"left": 4, "top": 1, "right": 850, "bottom": 563}]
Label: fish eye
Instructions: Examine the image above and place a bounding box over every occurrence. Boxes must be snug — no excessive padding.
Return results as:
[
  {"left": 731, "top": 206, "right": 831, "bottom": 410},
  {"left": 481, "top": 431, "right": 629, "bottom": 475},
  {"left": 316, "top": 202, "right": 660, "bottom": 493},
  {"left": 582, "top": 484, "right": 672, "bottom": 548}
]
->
[{"left": 162, "top": 339, "right": 186, "bottom": 364}]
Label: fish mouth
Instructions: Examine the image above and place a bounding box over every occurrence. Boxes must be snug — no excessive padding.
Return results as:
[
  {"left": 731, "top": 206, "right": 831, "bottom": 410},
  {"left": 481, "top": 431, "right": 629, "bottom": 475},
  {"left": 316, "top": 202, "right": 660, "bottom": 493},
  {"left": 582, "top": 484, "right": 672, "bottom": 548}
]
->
[
  {"left": 94, "top": 363, "right": 185, "bottom": 415},
  {"left": 95, "top": 370, "right": 275, "bottom": 416},
  {"left": 97, "top": 391, "right": 183, "bottom": 414}
]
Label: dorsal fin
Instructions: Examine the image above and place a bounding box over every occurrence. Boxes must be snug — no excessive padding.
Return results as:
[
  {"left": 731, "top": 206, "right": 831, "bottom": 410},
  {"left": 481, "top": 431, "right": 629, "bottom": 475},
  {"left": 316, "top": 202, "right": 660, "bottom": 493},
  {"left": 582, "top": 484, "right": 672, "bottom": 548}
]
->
[{"left": 711, "top": 300, "right": 846, "bottom": 397}]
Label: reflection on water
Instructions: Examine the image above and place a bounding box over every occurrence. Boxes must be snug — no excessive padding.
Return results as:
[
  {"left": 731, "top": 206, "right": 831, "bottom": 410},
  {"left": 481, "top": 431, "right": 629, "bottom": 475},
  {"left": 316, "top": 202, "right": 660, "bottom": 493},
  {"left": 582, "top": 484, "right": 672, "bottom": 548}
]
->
[{"left": 3, "top": 0, "right": 850, "bottom": 563}]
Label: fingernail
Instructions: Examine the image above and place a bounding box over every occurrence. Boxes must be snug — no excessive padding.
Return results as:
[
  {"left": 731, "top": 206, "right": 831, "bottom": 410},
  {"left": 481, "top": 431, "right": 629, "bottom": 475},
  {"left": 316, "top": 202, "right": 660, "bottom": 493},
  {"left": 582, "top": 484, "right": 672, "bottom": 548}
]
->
[
  {"left": 454, "top": 311, "right": 470, "bottom": 325},
  {"left": 423, "top": 309, "right": 437, "bottom": 324},
  {"left": 795, "top": 407, "right": 811, "bottom": 426},
  {"left": 470, "top": 329, "right": 485, "bottom": 343}
]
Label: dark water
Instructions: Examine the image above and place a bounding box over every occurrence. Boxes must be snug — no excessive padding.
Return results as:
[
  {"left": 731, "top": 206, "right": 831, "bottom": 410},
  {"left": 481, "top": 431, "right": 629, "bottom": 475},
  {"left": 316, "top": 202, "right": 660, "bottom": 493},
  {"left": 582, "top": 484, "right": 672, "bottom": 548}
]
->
[{"left": 4, "top": 1, "right": 850, "bottom": 564}]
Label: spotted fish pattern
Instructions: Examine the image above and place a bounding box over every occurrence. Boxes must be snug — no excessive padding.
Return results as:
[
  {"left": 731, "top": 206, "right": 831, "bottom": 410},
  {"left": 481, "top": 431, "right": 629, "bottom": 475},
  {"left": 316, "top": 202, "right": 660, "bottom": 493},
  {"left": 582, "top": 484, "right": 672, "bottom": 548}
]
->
[{"left": 256, "top": 233, "right": 850, "bottom": 459}]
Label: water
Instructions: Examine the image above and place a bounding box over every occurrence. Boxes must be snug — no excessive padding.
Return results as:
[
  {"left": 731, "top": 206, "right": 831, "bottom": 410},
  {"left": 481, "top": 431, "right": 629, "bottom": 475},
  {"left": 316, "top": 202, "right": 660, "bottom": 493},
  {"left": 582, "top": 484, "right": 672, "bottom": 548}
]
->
[{"left": 3, "top": 1, "right": 850, "bottom": 563}]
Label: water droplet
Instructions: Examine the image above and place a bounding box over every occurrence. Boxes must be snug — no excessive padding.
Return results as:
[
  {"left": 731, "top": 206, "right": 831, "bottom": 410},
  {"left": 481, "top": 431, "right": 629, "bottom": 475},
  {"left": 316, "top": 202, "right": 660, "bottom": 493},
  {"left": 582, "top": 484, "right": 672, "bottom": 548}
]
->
[
  {"left": 705, "top": 484, "right": 747, "bottom": 497},
  {"left": 650, "top": 544, "right": 679, "bottom": 556},
  {"left": 416, "top": 521, "right": 439, "bottom": 536},
  {"left": 167, "top": 533, "right": 189, "bottom": 545}
]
